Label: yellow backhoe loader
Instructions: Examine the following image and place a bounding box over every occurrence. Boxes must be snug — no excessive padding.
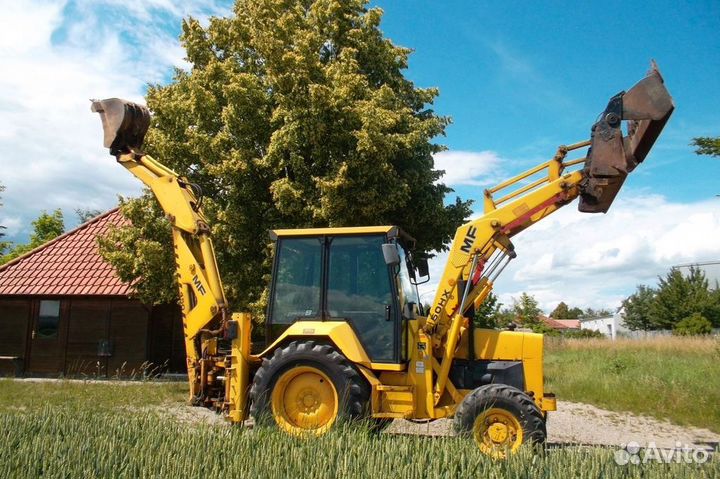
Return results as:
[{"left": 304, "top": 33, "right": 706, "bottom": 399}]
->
[{"left": 91, "top": 62, "right": 673, "bottom": 458}]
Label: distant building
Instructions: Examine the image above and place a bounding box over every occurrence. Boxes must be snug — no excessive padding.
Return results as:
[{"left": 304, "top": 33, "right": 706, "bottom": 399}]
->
[
  {"left": 580, "top": 310, "right": 630, "bottom": 340},
  {"left": 0, "top": 209, "right": 185, "bottom": 377},
  {"left": 540, "top": 316, "right": 580, "bottom": 331}
]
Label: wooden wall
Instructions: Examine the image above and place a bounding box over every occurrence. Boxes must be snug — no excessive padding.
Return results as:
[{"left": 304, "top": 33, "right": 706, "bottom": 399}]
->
[
  {"left": 0, "top": 297, "right": 185, "bottom": 377},
  {"left": 64, "top": 299, "right": 149, "bottom": 376},
  {"left": 0, "top": 300, "right": 30, "bottom": 375},
  {"left": 148, "top": 303, "right": 187, "bottom": 373}
]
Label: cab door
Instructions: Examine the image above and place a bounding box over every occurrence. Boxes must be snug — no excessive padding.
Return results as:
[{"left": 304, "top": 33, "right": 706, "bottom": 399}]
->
[
  {"left": 326, "top": 235, "right": 399, "bottom": 363},
  {"left": 266, "top": 237, "right": 323, "bottom": 342}
]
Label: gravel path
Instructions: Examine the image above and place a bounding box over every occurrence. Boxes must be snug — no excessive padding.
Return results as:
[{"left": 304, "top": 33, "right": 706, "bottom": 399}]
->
[
  {"left": 386, "top": 400, "right": 720, "bottom": 451},
  {"left": 14, "top": 379, "right": 716, "bottom": 451}
]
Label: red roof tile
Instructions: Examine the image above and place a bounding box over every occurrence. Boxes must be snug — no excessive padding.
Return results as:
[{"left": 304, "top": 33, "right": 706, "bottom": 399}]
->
[{"left": 0, "top": 209, "right": 134, "bottom": 297}]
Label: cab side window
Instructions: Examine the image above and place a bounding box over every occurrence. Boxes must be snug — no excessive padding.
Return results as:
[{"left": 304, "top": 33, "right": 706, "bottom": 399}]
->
[{"left": 269, "top": 238, "right": 322, "bottom": 324}]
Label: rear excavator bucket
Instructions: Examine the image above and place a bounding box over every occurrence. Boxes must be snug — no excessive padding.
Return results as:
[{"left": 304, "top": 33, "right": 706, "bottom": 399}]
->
[
  {"left": 579, "top": 62, "right": 674, "bottom": 213},
  {"left": 90, "top": 98, "right": 150, "bottom": 156}
]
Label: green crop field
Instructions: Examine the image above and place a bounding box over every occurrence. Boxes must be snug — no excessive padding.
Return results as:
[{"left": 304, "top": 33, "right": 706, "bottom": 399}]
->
[
  {"left": 0, "top": 379, "right": 717, "bottom": 478},
  {"left": 545, "top": 336, "right": 720, "bottom": 433}
]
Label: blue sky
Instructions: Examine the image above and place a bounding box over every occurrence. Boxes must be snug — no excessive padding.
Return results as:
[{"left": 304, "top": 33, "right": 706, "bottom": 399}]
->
[
  {"left": 0, "top": 0, "right": 718, "bottom": 312},
  {"left": 375, "top": 0, "right": 720, "bottom": 202}
]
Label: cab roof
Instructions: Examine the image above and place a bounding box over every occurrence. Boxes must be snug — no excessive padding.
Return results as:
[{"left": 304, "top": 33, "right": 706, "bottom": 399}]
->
[{"left": 270, "top": 225, "right": 415, "bottom": 246}]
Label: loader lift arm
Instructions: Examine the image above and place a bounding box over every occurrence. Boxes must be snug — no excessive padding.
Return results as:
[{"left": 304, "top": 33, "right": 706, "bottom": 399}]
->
[{"left": 424, "top": 63, "right": 674, "bottom": 404}]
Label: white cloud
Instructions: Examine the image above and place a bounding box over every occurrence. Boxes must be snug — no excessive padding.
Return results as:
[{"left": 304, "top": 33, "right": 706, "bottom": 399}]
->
[
  {"left": 418, "top": 194, "right": 720, "bottom": 313},
  {"left": 0, "top": 0, "right": 229, "bottom": 240},
  {"left": 433, "top": 150, "right": 504, "bottom": 186},
  {"left": 0, "top": 216, "right": 22, "bottom": 237}
]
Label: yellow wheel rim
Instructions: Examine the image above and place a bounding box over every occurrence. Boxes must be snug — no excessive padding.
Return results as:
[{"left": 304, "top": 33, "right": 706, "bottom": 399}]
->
[
  {"left": 270, "top": 366, "right": 339, "bottom": 436},
  {"left": 472, "top": 407, "right": 524, "bottom": 459}
]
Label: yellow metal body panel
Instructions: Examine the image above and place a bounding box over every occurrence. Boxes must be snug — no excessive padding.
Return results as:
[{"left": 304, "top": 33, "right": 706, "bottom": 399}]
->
[
  {"left": 257, "top": 321, "right": 405, "bottom": 371},
  {"left": 226, "top": 313, "right": 252, "bottom": 423},
  {"left": 473, "top": 329, "right": 526, "bottom": 360},
  {"left": 225, "top": 313, "right": 252, "bottom": 422},
  {"left": 472, "top": 329, "right": 546, "bottom": 411},
  {"left": 541, "top": 394, "right": 557, "bottom": 412}
]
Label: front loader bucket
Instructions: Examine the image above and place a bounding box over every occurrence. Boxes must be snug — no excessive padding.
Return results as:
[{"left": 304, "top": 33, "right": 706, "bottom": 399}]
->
[
  {"left": 579, "top": 62, "right": 674, "bottom": 213},
  {"left": 91, "top": 98, "right": 150, "bottom": 156}
]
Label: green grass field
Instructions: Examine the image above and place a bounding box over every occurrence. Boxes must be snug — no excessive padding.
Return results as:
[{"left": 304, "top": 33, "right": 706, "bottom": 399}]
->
[
  {"left": 0, "top": 378, "right": 717, "bottom": 478},
  {"left": 545, "top": 336, "right": 720, "bottom": 433}
]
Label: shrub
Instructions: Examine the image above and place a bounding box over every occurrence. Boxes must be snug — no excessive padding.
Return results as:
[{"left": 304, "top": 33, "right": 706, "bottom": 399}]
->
[
  {"left": 672, "top": 313, "right": 713, "bottom": 336},
  {"left": 530, "top": 323, "right": 560, "bottom": 336},
  {"left": 564, "top": 329, "right": 605, "bottom": 339}
]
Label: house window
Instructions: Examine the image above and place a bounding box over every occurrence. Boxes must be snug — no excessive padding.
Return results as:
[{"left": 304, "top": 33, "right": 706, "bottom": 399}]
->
[{"left": 37, "top": 300, "right": 60, "bottom": 339}]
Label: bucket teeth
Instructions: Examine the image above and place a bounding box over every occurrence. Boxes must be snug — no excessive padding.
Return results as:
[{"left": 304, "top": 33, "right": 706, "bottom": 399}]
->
[
  {"left": 91, "top": 98, "right": 150, "bottom": 156},
  {"left": 579, "top": 62, "right": 674, "bottom": 213}
]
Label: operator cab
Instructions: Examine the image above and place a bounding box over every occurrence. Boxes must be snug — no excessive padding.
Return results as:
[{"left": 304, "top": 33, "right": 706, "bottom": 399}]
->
[{"left": 266, "top": 226, "right": 425, "bottom": 363}]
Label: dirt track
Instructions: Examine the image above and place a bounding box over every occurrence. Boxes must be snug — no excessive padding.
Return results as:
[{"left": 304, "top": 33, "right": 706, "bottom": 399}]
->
[
  {"left": 165, "top": 398, "right": 719, "bottom": 451},
  {"left": 385, "top": 400, "right": 719, "bottom": 451},
  {"left": 18, "top": 379, "right": 716, "bottom": 451}
]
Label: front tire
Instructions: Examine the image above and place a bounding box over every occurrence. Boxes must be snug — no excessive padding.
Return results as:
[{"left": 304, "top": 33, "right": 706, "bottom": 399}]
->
[
  {"left": 454, "top": 384, "right": 546, "bottom": 459},
  {"left": 249, "top": 341, "right": 366, "bottom": 435}
]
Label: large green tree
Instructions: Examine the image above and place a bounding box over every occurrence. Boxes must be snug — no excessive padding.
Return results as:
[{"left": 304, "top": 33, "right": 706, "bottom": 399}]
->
[
  {"left": 621, "top": 284, "right": 656, "bottom": 331},
  {"left": 1, "top": 209, "right": 65, "bottom": 264},
  {"left": 512, "top": 292, "right": 542, "bottom": 327},
  {"left": 100, "top": 0, "right": 471, "bottom": 315},
  {"left": 650, "top": 267, "right": 720, "bottom": 328},
  {"left": 473, "top": 291, "right": 501, "bottom": 329},
  {"left": 98, "top": 197, "right": 177, "bottom": 305},
  {"left": 549, "top": 302, "right": 611, "bottom": 319},
  {"left": 550, "top": 301, "right": 569, "bottom": 319}
]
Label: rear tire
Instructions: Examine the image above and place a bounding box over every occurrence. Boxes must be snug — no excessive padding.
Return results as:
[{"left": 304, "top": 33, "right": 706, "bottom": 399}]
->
[
  {"left": 454, "top": 384, "right": 546, "bottom": 459},
  {"left": 249, "top": 341, "right": 366, "bottom": 435}
]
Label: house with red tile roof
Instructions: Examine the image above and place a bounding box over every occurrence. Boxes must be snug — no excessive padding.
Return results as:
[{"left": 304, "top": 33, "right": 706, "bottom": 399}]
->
[
  {"left": 0, "top": 209, "right": 185, "bottom": 377},
  {"left": 542, "top": 317, "right": 581, "bottom": 330}
]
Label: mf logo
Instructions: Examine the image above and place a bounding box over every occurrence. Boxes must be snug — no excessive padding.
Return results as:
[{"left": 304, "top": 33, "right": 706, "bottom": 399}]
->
[
  {"left": 460, "top": 226, "right": 477, "bottom": 253},
  {"left": 192, "top": 274, "right": 206, "bottom": 296}
]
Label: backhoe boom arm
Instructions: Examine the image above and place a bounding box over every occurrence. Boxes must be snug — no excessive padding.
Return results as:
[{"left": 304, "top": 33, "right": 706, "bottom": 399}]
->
[{"left": 91, "top": 99, "right": 231, "bottom": 399}]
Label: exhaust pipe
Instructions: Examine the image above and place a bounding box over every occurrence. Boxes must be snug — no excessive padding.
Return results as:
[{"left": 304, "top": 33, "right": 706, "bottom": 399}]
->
[
  {"left": 91, "top": 98, "right": 150, "bottom": 156},
  {"left": 579, "top": 62, "right": 674, "bottom": 213}
]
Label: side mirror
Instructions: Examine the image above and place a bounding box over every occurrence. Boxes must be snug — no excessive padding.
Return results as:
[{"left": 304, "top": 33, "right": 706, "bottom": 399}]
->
[
  {"left": 382, "top": 243, "right": 400, "bottom": 266},
  {"left": 416, "top": 258, "right": 429, "bottom": 278}
]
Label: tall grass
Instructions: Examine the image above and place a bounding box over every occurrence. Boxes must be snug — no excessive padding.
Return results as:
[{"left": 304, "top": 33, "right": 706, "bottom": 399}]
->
[
  {"left": 545, "top": 336, "right": 720, "bottom": 432},
  {"left": 0, "top": 408, "right": 715, "bottom": 478},
  {"left": 0, "top": 380, "right": 717, "bottom": 478}
]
